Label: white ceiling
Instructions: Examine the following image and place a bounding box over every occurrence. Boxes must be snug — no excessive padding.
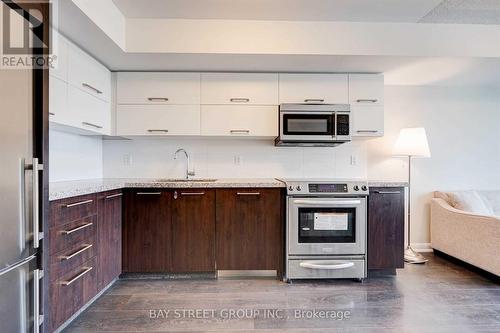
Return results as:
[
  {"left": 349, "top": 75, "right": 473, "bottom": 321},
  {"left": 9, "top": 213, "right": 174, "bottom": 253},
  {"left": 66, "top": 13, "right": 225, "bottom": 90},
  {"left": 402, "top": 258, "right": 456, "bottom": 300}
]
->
[
  {"left": 112, "top": 0, "right": 443, "bottom": 22},
  {"left": 420, "top": 0, "right": 500, "bottom": 25}
]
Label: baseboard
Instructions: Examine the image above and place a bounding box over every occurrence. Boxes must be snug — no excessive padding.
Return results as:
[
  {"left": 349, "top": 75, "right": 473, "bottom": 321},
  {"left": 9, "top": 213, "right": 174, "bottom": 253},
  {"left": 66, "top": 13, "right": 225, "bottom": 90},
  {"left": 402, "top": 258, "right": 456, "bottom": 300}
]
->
[
  {"left": 54, "top": 278, "right": 118, "bottom": 333},
  {"left": 411, "top": 243, "right": 433, "bottom": 252}
]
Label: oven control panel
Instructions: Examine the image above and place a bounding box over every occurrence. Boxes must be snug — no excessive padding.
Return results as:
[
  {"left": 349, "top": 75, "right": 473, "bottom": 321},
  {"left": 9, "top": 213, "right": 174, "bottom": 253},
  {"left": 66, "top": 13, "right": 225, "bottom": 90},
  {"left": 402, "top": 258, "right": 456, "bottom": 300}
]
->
[{"left": 283, "top": 180, "right": 369, "bottom": 196}]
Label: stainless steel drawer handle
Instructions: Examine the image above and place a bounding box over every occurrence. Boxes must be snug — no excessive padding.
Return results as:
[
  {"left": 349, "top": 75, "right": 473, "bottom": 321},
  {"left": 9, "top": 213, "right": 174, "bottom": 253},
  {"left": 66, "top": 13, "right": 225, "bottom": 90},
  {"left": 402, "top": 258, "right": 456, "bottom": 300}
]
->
[
  {"left": 61, "top": 222, "right": 93, "bottom": 235},
  {"left": 356, "top": 99, "right": 378, "bottom": 103},
  {"left": 237, "top": 192, "right": 261, "bottom": 196},
  {"left": 373, "top": 191, "right": 401, "bottom": 194},
  {"left": 147, "top": 129, "right": 169, "bottom": 133},
  {"left": 64, "top": 199, "right": 93, "bottom": 208},
  {"left": 60, "top": 244, "right": 93, "bottom": 260},
  {"left": 49, "top": 112, "right": 55, "bottom": 116},
  {"left": 304, "top": 99, "right": 324, "bottom": 103},
  {"left": 147, "top": 97, "right": 169, "bottom": 102},
  {"left": 61, "top": 267, "right": 93, "bottom": 286},
  {"left": 181, "top": 192, "right": 205, "bottom": 196},
  {"left": 230, "top": 130, "right": 250, "bottom": 134},
  {"left": 293, "top": 199, "right": 361, "bottom": 205},
  {"left": 82, "top": 122, "right": 103, "bottom": 129},
  {"left": 356, "top": 130, "right": 379, "bottom": 133},
  {"left": 105, "top": 193, "right": 123, "bottom": 199},
  {"left": 137, "top": 192, "right": 162, "bottom": 195},
  {"left": 230, "top": 98, "right": 250, "bottom": 102},
  {"left": 299, "top": 261, "right": 354, "bottom": 270},
  {"left": 82, "top": 83, "right": 103, "bottom": 94}
]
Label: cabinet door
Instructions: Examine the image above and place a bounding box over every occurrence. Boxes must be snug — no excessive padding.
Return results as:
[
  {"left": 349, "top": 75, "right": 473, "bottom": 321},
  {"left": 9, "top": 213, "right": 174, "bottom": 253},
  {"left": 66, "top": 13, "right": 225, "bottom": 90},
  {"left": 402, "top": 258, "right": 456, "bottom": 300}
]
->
[
  {"left": 171, "top": 189, "right": 215, "bottom": 272},
  {"left": 216, "top": 189, "right": 282, "bottom": 271},
  {"left": 368, "top": 187, "right": 405, "bottom": 270},
  {"left": 49, "top": 75, "right": 71, "bottom": 126},
  {"left": 68, "top": 85, "right": 111, "bottom": 135},
  {"left": 352, "top": 105, "right": 384, "bottom": 137},
  {"left": 97, "top": 191, "right": 122, "bottom": 290},
  {"left": 67, "top": 42, "right": 111, "bottom": 102},
  {"left": 279, "top": 74, "right": 348, "bottom": 104},
  {"left": 123, "top": 190, "right": 172, "bottom": 272},
  {"left": 117, "top": 72, "right": 200, "bottom": 105},
  {"left": 349, "top": 74, "right": 384, "bottom": 106},
  {"left": 117, "top": 104, "right": 200, "bottom": 136},
  {"left": 201, "top": 73, "right": 278, "bottom": 105},
  {"left": 201, "top": 105, "right": 277, "bottom": 137}
]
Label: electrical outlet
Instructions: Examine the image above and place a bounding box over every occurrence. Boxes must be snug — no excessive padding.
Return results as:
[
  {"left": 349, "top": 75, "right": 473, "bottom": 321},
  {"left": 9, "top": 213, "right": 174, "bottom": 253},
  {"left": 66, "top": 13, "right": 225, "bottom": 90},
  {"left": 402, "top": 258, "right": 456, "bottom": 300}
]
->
[
  {"left": 123, "top": 154, "right": 132, "bottom": 166},
  {"left": 350, "top": 155, "right": 357, "bottom": 166},
  {"left": 234, "top": 155, "right": 242, "bottom": 166}
]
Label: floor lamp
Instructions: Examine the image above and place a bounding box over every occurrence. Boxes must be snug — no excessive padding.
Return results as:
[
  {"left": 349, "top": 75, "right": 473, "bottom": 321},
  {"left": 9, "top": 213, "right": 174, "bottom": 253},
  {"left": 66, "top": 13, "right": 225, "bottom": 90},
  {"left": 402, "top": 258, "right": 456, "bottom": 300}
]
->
[{"left": 393, "top": 128, "right": 431, "bottom": 264}]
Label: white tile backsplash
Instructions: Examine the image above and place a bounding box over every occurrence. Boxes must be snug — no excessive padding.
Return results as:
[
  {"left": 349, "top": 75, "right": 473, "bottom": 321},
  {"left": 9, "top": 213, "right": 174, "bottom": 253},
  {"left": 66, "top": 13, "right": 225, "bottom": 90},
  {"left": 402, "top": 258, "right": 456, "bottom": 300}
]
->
[{"left": 102, "top": 138, "right": 367, "bottom": 179}]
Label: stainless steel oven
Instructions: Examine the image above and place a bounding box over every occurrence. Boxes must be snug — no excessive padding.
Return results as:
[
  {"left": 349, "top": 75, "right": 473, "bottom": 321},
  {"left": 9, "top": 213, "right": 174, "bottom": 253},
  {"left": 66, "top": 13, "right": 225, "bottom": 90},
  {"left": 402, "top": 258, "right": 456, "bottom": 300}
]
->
[
  {"left": 275, "top": 104, "right": 351, "bottom": 146},
  {"left": 280, "top": 179, "right": 368, "bottom": 281}
]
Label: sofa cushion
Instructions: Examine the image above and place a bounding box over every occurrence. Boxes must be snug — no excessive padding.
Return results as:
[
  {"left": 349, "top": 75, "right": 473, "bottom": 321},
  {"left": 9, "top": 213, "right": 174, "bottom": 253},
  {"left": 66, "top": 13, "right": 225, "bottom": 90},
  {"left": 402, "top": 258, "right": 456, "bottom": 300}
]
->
[
  {"left": 477, "top": 191, "right": 500, "bottom": 217},
  {"left": 444, "top": 190, "right": 493, "bottom": 216}
]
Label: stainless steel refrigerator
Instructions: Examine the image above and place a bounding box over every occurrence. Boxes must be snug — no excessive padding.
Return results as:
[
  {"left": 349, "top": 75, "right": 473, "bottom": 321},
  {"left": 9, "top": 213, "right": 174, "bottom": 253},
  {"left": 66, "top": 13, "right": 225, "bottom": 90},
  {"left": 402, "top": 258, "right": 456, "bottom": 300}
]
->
[{"left": 0, "top": 1, "right": 48, "bottom": 332}]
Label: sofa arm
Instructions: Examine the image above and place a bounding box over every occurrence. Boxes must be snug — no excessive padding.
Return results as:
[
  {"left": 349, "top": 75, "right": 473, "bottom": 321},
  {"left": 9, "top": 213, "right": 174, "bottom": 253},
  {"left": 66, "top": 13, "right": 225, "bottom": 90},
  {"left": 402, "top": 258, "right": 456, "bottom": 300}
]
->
[{"left": 430, "top": 198, "right": 500, "bottom": 276}]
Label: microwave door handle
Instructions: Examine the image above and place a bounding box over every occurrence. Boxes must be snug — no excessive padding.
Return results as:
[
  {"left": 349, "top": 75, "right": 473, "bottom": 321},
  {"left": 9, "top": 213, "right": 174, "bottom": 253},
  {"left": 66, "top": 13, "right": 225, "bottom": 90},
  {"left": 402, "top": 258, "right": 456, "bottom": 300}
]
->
[{"left": 293, "top": 200, "right": 362, "bottom": 205}]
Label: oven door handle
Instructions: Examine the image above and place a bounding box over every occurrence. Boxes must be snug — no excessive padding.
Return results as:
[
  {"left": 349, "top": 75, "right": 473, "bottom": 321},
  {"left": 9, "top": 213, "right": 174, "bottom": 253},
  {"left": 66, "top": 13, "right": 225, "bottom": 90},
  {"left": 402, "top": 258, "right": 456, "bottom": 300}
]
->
[
  {"left": 299, "top": 261, "right": 354, "bottom": 270},
  {"left": 292, "top": 200, "right": 361, "bottom": 205}
]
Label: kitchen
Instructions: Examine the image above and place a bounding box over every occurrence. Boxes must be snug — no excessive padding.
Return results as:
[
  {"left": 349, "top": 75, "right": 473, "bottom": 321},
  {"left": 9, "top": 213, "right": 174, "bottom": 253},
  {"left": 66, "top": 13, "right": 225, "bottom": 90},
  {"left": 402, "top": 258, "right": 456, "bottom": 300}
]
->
[{"left": 2, "top": 1, "right": 500, "bottom": 333}]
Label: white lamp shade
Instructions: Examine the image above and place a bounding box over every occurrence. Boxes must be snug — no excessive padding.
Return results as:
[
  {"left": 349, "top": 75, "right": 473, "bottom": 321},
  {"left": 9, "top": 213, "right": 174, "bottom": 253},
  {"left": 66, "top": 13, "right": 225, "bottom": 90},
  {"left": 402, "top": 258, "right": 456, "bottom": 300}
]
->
[{"left": 393, "top": 127, "right": 431, "bottom": 158}]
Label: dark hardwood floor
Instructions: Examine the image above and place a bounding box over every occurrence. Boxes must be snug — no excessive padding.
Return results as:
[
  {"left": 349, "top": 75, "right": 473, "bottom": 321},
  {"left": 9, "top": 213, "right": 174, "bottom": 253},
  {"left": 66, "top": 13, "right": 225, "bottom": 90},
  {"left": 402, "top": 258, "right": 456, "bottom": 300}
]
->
[{"left": 64, "top": 253, "right": 500, "bottom": 332}]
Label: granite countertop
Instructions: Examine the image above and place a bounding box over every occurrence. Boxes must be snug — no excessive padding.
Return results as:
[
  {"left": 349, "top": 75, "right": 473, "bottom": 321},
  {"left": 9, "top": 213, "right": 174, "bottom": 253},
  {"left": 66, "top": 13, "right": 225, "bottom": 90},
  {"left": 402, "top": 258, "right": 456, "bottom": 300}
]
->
[
  {"left": 49, "top": 178, "right": 286, "bottom": 201},
  {"left": 368, "top": 181, "right": 409, "bottom": 187}
]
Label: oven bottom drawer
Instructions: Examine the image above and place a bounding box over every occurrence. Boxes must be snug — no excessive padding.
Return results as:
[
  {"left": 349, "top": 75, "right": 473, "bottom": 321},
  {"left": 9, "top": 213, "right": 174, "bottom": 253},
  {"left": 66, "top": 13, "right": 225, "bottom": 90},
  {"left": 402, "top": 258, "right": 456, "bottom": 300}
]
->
[{"left": 287, "top": 258, "right": 365, "bottom": 279}]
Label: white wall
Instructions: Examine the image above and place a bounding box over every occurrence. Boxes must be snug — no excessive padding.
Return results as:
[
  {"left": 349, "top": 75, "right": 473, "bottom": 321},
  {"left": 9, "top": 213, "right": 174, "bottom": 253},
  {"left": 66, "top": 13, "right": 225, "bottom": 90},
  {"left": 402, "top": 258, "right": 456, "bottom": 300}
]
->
[
  {"left": 49, "top": 129, "right": 103, "bottom": 181},
  {"left": 366, "top": 85, "right": 500, "bottom": 245}
]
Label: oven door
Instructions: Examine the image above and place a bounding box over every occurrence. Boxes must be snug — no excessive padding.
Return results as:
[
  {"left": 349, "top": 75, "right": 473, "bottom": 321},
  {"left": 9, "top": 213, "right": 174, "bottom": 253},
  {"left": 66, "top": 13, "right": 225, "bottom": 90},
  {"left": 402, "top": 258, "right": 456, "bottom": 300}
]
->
[
  {"left": 279, "top": 112, "right": 335, "bottom": 141},
  {"left": 288, "top": 197, "right": 366, "bottom": 255}
]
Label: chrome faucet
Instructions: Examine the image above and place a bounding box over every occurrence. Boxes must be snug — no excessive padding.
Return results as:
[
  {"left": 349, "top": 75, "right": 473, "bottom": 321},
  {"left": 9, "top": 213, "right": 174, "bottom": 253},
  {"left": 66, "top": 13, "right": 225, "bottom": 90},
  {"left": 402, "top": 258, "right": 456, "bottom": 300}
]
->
[{"left": 174, "top": 148, "right": 195, "bottom": 180}]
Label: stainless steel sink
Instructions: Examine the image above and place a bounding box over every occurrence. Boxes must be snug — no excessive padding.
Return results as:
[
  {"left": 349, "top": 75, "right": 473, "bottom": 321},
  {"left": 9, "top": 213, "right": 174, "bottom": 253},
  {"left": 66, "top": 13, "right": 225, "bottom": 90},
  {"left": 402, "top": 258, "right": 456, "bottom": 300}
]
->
[{"left": 153, "top": 178, "right": 218, "bottom": 183}]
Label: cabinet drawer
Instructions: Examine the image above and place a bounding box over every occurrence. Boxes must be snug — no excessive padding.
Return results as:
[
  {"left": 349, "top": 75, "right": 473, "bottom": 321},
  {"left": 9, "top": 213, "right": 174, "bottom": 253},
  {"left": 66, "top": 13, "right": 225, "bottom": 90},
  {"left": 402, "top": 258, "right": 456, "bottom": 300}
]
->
[
  {"left": 279, "top": 74, "right": 348, "bottom": 104},
  {"left": 49, "top": 215, "right": 97, "bottom": 255},
  {"left": 50, "top": 236, "right": 97, "bottom": 281},
  {"left": 201, "top": 73, "right": 278, "bottom": 105},
  {"left": 201, "top": 105, "right": 278, "bottom": 137},
  {"left": 50, "top": 194, "right": 97, "bottom": 227},
  {"left": 68, "top": 84, "right": 111, "bottom": 135},
  {"left": 117, "top": 104, "right": 200, "bottom": 136},
  {"left": 287, "top": 259, "right": 365, "bottom": 279},
  {"left": 117, "top": 72, "right": 200, "bottom": 105},
  {"left": 50, "top": 257, "right": 98, "bottom": 331}
]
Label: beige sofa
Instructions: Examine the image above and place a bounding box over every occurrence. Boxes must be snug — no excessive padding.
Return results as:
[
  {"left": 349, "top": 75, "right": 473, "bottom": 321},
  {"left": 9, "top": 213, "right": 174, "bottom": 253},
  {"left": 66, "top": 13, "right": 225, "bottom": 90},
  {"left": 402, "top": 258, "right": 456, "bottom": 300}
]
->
[{"left": 431, "top": 190, "right": 500, "bottom": 277}]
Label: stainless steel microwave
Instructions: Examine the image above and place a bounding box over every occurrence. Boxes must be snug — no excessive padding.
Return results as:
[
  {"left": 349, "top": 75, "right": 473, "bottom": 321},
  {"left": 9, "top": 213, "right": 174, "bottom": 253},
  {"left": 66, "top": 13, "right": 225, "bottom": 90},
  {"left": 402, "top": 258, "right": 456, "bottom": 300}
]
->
[{"left": 275, "top": 103, "right": 351, "bottom": 147}]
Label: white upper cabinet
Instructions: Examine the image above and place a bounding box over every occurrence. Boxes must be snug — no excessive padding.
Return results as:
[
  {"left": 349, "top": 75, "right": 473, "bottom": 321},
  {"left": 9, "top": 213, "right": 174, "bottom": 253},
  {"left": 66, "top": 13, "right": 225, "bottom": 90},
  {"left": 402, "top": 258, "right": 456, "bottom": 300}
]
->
[
  {"left": 351, "top": 105, "right": 384, "bottom": 137},
  {"left": 67, "top": 43, "right": 111, "bottom": 102},
  {"left": 201, "top": 73, "right": 278, "bottom": 105},
  {"left": 116, "top": 105, "right": 200, "bottom": 136},
  {"left": 49, "top": 32, "right": 68, "bottom": 82},
  {"left": 279, "top": 74, "right": 348, "bottom": 104},
  {"left": 349, "top": 74, "right": 384, "bottom": 106},
  {"left": 201, "top": 105, "right": 278, "bottom": 137},
  {"left": 49, "top": 76, "right": 71, "bottom": 126},
  {"left": 116, "top": 72, "right": 200, "bottom": 105},
  {"left": 68, "top": 85, "right": 111, "bottom": 135}
]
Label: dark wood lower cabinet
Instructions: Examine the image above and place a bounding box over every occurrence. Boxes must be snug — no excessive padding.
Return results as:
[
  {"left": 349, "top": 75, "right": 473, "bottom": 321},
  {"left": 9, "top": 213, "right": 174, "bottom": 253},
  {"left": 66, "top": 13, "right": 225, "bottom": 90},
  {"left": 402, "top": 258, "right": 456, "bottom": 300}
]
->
[
  {"left": 216, "top": 188, "right": 283, "bottom": 272},
  {"left": 171, "top": 189, "right": 216, "bottom": 272},
  {"left": 368, "top": 187, "right": 405, "bottom": 270},
  {"left": 97, "top": 190, "right": 123, "bottom": 289},
  {"left": 122, "top": 190, "right": 172, "bottom": 272}
]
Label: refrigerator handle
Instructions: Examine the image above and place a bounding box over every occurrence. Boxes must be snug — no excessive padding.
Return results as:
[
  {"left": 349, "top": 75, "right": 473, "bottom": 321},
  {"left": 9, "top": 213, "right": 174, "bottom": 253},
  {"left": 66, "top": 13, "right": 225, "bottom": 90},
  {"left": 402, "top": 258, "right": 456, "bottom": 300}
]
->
[
  {"left": 33, "top": 269, "right": 44, "bottom": 333},
  {"left": 26, "top": 158, "right": 44, "bottom": 249}
]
